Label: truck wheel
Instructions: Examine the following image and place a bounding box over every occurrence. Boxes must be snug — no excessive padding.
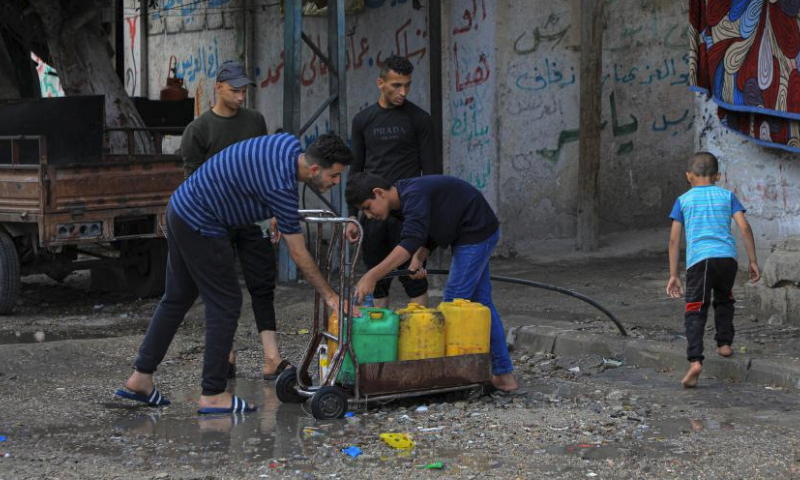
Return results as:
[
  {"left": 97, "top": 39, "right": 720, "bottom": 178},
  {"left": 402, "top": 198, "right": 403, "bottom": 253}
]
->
[
  {"left": 122, "top": 239, "right": 167, "bottom": 298},
  {"left": 0, "top": 231, "right": 21, "bottom": 314}
]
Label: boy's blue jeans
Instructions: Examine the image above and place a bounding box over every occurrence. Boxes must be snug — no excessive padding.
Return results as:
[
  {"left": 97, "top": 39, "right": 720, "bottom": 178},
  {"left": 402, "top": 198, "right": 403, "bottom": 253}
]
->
[{"left": 443, "top": 229, "right": 513, "bottom": 375}]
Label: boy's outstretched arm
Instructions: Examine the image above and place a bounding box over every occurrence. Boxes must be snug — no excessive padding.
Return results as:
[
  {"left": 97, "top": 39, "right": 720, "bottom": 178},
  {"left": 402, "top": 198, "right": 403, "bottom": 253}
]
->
[
  {"left": 733, "top": 211, "right": 761, "bottom": 283},
  {"left": 666, "top": 220, "right": 684, "bottom": 298},
  {"left": 354, "top": 245, "right": 412, "bottom": 303}
]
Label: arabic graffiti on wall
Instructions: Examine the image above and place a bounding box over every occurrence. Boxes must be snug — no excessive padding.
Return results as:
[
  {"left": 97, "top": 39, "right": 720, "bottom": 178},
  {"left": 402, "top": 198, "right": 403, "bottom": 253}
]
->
[
  {"left": 448, "top": 0, "right": 495, "bottom": 193},
  {"left": 258, "top": 16, "right": 427, "bottom": 90},
  {"left": 125, "top": 15, "right": 139, "bottom": 96},
  {"left": 174, "top": 37, "right": 221, "bottom": 84},
  {"left": 514, "top": 55, "right": 688, "bottom": 93},
  {"left": 505, "top": 5, "right": 693, "bottom": 165},
  {"left": 152, "top": 0, "right": 233, "bottom": 19},
  {"left": 533, "top": 92, "right": 694, "bottom": 162}
]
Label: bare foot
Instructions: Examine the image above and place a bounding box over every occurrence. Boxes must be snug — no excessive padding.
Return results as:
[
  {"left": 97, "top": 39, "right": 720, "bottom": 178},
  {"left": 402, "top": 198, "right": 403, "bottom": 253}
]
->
[
  {"left": 681, "top": 361, "right": 702, "bottom": 388},
  {"left": 717, "top": 345, "right": 733, "bottom": 357},
  {"left": 491, "top": 373, "right": 519, "bottom": 392},
  {"left": 125, "top": 371, "right": 154, "bottom": 395}
]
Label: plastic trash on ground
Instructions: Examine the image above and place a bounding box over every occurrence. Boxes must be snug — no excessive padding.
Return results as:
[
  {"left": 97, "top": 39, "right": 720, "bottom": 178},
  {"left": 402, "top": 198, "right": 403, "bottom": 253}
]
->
[
  {"left": 342, "top": 445, "right": 363, "bottom": 457},
  {"left": 417, "top": 461, "right": 445, "bottom": 469},
  {"left": 380, "top": 433, "right": 415, "bottom": 449}
]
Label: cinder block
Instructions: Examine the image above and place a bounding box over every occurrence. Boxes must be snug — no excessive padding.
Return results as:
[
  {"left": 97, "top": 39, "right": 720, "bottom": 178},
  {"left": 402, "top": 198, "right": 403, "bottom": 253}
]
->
[
  {"left": 762, "top": 236, "right": 800, "bottom": 287},
  {"left": 183, "top": 13, "right": 206, "bottom": 32},
  {"left": 207, "top": 11, "right": 224, "bottom": 30},
  {"left": 166, "top": 16, "right": 183, "bottom": 34},
  {"left": 745, "top": 282, "right": 800, "bottom": 325},
  {"left": 148, "top": 16, "right": 165, "bottom": 35}
]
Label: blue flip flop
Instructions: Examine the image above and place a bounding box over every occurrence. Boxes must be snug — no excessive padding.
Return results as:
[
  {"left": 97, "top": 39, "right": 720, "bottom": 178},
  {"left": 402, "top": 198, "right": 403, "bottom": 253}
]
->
[
  {"left": 197, "top": 395, "right": 257, "bottom": 415},
  {"left": 115, "top": 387, "right": 171, "bottom": 406}
]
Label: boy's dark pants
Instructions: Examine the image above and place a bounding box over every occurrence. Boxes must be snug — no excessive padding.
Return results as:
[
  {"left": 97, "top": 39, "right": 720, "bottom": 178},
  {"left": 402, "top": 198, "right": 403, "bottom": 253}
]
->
[{"left": 684, "top": 257, "right": 738, "bottom": 362}]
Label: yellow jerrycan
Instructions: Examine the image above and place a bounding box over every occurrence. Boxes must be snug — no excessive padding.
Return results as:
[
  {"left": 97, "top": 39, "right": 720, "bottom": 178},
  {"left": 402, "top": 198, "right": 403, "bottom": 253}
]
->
[
  {"left": 438, "top": 299, "right": 491, "bottom": 356},
  {"left": 395, "top": 303, "right": 446, "bottom": 361}
]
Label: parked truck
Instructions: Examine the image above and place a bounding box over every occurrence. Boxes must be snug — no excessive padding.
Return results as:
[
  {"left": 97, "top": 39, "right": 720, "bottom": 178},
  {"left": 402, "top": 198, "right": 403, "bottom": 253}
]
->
[{"left": 0, "top": 95, "right": 192, "bottom": 314}]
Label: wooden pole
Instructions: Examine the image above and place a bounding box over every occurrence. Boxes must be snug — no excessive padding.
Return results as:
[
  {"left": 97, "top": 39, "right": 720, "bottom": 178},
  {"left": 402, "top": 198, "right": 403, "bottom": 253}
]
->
[{"left": 576, "top": 0, "right": 604, "bottom": 251}]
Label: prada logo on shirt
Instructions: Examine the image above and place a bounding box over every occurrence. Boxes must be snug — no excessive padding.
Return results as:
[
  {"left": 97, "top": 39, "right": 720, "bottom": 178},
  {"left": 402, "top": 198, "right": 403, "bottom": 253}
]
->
[{"left": 371, "top": 125, "right": 407, "bottom": 140}]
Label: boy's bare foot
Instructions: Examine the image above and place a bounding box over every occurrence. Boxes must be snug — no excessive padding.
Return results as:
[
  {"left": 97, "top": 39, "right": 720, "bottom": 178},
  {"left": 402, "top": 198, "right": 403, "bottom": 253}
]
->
[
  {"left": 491, "top": 373, "right": 518, "bottom": 392},
  {"left": 681, "top": 361, "right": 702, "bottom": 388},
  {"left": 717, "top": 345, "right": 733, "bottom": 357}
]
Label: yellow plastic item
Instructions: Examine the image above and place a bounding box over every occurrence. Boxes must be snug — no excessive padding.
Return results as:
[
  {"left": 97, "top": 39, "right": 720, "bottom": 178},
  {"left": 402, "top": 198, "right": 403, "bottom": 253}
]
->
[
  {"left": 396, "top": 303, "right": 446, "bottom": 361},
  {"left": 438, "top": 299, "right": 491, "bottom": 356},
  {"left": 327, "top": 311, "right": 339, "bottom": 356},
  {"left": 380, "top": 433, "right": 415, "bottom": 449}
]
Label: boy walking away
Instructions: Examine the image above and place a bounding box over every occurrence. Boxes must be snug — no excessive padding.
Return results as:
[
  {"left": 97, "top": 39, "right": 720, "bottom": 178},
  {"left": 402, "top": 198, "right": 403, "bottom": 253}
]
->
[
  {"left": 346, "top": 173, "right": 518, "bottom": 392},
  {"left": 666, "top": 152, "right": 760, "bottom": 388}
]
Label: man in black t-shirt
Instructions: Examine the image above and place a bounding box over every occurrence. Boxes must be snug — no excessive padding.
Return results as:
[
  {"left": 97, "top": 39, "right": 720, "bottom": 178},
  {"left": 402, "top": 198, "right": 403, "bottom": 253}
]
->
[{"left": 345, "top": 55, "right": 439, "bottom": 308}]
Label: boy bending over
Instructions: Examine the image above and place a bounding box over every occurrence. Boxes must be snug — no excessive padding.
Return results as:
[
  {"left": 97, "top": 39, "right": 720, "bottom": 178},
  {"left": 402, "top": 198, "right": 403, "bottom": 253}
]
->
[{"left": 346, "top": 173, "right": 518, "bottom": 392}]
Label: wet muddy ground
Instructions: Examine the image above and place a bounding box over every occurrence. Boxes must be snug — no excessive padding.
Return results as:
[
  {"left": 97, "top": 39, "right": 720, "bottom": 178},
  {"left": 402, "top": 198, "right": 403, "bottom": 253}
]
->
[{"left": 2, "top": 253, "right": 800, "bottom": 479}]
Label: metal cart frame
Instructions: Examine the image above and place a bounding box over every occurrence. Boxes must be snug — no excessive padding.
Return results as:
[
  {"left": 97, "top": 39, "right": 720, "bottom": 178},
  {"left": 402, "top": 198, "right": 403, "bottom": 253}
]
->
[{"left": 276, "top": 210, "right": 491, "bottom": 420}]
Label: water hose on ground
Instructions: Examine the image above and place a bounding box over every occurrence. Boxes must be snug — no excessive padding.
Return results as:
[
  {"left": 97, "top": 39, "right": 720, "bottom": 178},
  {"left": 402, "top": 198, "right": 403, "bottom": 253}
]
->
[{"left": 383, "top": 269, "right": 627, "bottom": 336}]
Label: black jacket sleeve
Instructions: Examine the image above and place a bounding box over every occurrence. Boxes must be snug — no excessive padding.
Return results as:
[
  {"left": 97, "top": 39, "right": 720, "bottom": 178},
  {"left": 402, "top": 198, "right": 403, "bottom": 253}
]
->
[
  {"left": 348, "top": 113, "right": 367, "bottom": 216},
  {"left": 415, "top": 110, "right": 440, "bottom": 175}
]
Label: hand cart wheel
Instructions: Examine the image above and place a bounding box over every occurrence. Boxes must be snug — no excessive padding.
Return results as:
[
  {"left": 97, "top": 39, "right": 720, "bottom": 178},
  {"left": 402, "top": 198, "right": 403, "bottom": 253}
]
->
[
  {"left": 310, "top": 386, "right": 349, "bottom": 420},
  {"left": 276, "top": 367, "right": 311, "bottom": 404}
]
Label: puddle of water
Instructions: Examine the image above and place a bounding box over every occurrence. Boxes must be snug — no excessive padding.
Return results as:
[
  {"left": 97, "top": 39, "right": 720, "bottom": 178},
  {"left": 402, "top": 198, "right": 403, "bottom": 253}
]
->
[
  {"left": 0, "top": 330, "right": 114, "bottom": 344},
  {"left": 35, "top": 379, "right": 516, "bottom": 473}
]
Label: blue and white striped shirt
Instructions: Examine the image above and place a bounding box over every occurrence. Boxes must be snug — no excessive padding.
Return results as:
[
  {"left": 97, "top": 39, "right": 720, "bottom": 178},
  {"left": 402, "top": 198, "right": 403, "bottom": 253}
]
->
[
  {"left": 670, "top": 185, "right": 745, "bottom": 269},
  {"left": 171, "top": 133, "right": 303, "bottom": 237}
]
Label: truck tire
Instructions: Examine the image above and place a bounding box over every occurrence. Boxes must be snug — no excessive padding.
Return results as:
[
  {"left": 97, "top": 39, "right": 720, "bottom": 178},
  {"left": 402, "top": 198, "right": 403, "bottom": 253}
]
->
[
  {"left": 0, "top": 231, "right": 21, "bottom": 314},
  {"left": 122, "top": 239, "right": 167, "bottom": 298}
]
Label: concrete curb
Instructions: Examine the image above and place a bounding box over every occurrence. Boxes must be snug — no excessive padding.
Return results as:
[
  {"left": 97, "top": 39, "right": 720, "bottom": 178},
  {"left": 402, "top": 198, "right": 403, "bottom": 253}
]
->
[{"left": 510, "top": 318, "right": 800, "bottom": 389}]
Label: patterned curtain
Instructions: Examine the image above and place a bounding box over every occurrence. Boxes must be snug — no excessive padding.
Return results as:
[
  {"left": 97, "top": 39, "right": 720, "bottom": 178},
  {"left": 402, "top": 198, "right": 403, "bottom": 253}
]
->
[{"left": 689, "top": 0, "right": 800, "bottom": 152}]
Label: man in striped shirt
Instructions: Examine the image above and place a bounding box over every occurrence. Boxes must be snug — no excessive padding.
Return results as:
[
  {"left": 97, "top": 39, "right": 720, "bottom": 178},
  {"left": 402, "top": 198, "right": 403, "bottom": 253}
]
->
[
  {"left": 117, "top": 133, "right": 352, "bottom": 413},
  {"left": 666, "top": 151, "right": 760, "bottom": 389}
]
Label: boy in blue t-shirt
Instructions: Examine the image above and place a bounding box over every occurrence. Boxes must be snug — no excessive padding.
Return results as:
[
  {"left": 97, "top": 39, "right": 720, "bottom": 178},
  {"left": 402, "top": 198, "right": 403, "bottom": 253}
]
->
[{"left": 666, "top": 152, "right": 760, "bottom": 388}]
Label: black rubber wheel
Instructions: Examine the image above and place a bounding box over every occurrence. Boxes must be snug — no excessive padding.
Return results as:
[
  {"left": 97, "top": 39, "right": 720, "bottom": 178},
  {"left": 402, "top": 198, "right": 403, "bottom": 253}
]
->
[
  {"left": 275, "top": 367, "right": 306, "bottom": 404},
  {"left": 0, "top": 231, "right": 20, "bottom": 315},
  {"left": 121, "top": 239, "right": 167, "bottom": 297},
  {"left": 310, "top": 386, "right": 348, "bottom": 420}
]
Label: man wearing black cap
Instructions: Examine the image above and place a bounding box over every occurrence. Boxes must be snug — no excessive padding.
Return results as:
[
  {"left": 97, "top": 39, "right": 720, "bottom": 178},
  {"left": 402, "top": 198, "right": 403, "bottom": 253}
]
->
[{"left": 180, "top": 60, "right": 290, "bottom": 381}]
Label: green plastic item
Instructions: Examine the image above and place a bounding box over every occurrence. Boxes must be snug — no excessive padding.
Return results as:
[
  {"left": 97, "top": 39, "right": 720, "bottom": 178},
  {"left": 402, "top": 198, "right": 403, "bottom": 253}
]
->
[
  {"left": 417, "top": 462, "right": 445, "bottom": 470},
  {"left": 339, "top": 307, "right": 400, "bottom": 383}
]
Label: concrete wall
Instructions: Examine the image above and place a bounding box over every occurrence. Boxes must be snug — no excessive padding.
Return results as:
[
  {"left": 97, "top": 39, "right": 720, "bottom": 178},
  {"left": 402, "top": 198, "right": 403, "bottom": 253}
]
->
[
  {"left": 697, "top": 97, "right": 800, "bottom": 262},
  {"left": 125, "top": 0, "right": 696, "bottom": 254},
  {"left": 442, "top": 0, "right": 695, "bottom": 254}
]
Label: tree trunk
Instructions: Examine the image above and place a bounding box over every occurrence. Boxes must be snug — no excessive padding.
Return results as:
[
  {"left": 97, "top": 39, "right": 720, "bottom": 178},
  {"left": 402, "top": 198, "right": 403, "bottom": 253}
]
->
[
  {"left": 0, "top": 33, "right": 22, "bottom": 101},
  {"left": 0, "top": 29, "right": 41, "bottom": 100},
  {"left": 576, "top": 0, "right": 604, "bottom": 252},
  {"left": 28, "top": 0, "right": 152, "bottom": 154}
]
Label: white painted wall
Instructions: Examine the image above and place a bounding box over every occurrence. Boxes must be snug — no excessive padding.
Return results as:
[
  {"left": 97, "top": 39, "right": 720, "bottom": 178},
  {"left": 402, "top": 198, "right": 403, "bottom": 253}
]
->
[
  {"left": 697, "top": 96, "right": 800, "bottom": 263},
  {"left": 442, "top": 0, "right": 694, "bottom": 254}
]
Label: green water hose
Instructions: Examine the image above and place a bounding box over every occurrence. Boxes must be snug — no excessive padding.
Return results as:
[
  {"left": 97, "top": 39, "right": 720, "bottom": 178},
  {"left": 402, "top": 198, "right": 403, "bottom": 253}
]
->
[{"left": 383, "top": 269, "right": 627, "bottom": 336}]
